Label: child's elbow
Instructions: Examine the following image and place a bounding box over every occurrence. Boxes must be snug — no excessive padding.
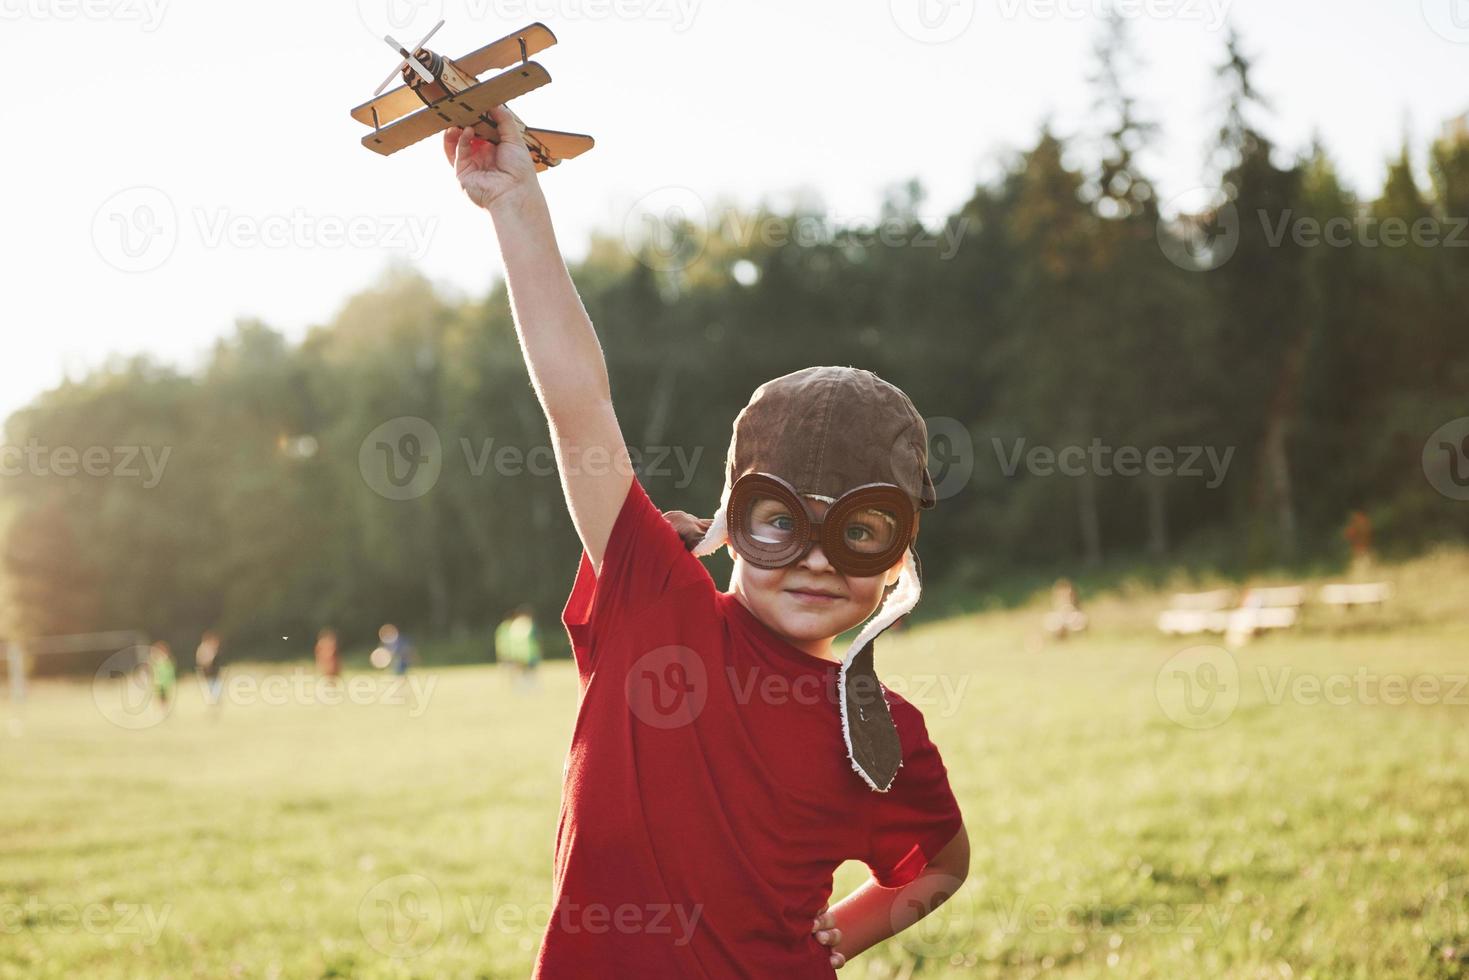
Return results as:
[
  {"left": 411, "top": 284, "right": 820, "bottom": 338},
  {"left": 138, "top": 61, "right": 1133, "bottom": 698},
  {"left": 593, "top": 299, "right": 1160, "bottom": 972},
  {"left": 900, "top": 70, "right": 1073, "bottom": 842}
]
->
[{"left": 932, "top": 823, "right": 970, "bottom": 885}]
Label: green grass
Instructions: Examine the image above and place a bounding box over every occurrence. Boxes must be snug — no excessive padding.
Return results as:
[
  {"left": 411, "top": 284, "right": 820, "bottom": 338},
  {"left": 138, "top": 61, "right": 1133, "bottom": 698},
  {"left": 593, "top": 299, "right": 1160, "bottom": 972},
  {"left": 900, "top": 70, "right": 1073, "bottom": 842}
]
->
[{"left": 3, "top": 550, "right": 1469, "bottom": 978}]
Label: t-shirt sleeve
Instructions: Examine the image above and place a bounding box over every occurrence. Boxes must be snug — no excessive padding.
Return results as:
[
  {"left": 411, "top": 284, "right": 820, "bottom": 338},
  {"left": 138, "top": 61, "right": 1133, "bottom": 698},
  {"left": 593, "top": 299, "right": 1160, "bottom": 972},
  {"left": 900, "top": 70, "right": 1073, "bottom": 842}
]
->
[
  {"left": 560, "top": 478, "right": 712, "bottom": 676},
  {"left": 865, "top": 698, "right": 964, "bottom": 888}
]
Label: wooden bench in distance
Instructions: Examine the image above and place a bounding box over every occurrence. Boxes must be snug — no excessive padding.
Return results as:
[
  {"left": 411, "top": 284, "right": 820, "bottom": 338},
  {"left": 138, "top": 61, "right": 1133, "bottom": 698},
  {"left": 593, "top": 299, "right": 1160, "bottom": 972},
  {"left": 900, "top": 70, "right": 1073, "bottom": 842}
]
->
[
  {"left": 1319, "top": 582, "right": 1393, "bottom": 609},
  {"left": 1156, "top": 589, "right": 1236, "bottom": 635}
]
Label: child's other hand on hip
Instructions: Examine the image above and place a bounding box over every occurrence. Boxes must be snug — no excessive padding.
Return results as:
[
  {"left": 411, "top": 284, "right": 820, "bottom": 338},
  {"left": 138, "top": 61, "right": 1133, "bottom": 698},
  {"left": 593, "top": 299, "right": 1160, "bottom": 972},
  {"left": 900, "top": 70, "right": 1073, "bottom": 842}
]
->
[{"left": 813, "top": 907, "right": 845, "bottom": 969}]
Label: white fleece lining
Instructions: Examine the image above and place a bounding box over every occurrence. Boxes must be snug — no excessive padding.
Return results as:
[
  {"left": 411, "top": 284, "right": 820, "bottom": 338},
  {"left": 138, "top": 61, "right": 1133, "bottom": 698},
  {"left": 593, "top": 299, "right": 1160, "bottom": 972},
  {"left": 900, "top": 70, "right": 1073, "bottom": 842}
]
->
[
  {"left": 690, "top": 483, "right": 733, "bottom": 559},
  {"left": 690, "top": 490, "right": 923, "bottom": 791}
]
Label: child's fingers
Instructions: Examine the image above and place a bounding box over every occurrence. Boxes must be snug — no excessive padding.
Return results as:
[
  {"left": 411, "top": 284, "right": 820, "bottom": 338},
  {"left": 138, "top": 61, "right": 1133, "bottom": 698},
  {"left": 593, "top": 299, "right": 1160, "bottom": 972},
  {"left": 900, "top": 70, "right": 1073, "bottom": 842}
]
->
[
  {"left": 830, "top": 951, "right": 846, "bottom": 969},
  {"left": 443, "top": 128, "right": 463, "bottom": 166},
  {"left": 812, "top": 909, "right": 836, "bottom": 932},
  {"left": 488, "top": 103, "right": 527, "bottom": 148},
  {"left": 454, "top": 126, "right": 475, "bottom": 171},
  {"left": 814, "top": 927, "right": 841, "bottom": 946}
]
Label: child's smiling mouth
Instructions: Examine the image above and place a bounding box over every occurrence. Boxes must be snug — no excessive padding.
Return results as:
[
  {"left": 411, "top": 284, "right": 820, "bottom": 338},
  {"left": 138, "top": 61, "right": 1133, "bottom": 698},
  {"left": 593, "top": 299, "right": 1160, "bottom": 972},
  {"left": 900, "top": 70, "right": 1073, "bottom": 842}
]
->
[{"left": 784, "top": 587, "right": 845, "bottom": 605}]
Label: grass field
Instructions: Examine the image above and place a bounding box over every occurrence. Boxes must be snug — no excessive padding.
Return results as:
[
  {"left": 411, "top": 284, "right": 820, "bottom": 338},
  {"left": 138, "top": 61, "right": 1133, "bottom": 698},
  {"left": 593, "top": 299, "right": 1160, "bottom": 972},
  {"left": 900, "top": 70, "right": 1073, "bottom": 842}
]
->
[{"left": 3, "top": 551, "right": 1469, "bottom": 979}]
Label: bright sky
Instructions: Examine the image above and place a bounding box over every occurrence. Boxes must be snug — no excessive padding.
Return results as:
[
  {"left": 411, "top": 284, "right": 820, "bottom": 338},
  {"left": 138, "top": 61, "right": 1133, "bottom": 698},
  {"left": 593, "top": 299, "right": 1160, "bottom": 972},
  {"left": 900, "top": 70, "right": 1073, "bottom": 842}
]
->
[{"left": 3, "top": 0, "right": 1465, "bottom": 423}]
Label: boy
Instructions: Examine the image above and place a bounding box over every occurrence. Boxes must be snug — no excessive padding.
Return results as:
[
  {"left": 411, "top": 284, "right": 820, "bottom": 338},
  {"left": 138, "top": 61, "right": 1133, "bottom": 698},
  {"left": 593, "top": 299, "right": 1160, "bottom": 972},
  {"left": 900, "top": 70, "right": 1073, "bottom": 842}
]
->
[{"left": 444, "top": 108, "right": 968, "bottom": 977}]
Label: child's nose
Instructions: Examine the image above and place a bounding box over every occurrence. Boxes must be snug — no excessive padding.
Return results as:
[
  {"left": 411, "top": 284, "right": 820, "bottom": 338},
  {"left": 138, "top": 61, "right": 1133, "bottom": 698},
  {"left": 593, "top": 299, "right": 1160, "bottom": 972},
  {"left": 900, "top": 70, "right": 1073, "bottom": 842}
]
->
[{"left": 798, "top": 543, "right": 834, "bottom": 573}]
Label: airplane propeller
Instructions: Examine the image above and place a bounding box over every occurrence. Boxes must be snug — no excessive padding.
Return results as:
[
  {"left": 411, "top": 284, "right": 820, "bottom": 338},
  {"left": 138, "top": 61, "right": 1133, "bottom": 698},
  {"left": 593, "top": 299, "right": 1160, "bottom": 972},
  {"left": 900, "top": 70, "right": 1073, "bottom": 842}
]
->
[{"left": 374, "top": 18, "right": 445, "bottom": 95}]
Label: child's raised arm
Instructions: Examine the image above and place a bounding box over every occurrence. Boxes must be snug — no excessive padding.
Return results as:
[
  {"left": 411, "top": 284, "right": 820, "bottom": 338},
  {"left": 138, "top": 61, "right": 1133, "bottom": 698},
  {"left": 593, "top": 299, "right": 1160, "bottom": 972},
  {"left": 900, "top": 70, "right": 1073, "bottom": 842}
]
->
[{"left": 443, "top": 109, "right": 631, "bottom": 571}]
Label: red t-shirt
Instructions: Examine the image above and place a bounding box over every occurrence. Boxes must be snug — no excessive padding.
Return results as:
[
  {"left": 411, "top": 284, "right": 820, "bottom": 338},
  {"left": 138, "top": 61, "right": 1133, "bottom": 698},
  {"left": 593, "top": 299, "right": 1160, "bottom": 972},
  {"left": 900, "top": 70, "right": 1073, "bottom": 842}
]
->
[{"left": 534, "top": 479, "right": 963, "bottom": 979}]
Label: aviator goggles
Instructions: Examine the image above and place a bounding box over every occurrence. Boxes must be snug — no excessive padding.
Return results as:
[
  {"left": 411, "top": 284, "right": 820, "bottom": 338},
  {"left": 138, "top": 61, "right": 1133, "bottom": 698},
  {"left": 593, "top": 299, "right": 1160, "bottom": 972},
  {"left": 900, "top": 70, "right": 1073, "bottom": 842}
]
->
[{"left": 726, "top": 472, "right": 920, "bottom": 578}]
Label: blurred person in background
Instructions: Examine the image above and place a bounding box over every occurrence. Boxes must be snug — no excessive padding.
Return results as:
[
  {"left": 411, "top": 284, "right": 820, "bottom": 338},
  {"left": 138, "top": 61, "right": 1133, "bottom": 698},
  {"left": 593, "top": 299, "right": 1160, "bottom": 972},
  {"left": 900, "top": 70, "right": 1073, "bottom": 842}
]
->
[
  {"left": 377, "top": 624, "right": 414, "bottom": 676},
  {"left": 194, "top": 630, "right": 224, "bottom": 712},
  {"left": 149, "top": 642, "right": 176, "bottom": 716},
  {"left": 495, "top": 605, "right": 542, "bottom": 690},
  {"left": 1344, "top": 510, "right": 1374, "bottom": 577},
  {"left": 1043, "top": 578, "right": 1089, "bottom": 641},
  {"left": 314, "top": 628, "right": 342, "bottom": 687}
]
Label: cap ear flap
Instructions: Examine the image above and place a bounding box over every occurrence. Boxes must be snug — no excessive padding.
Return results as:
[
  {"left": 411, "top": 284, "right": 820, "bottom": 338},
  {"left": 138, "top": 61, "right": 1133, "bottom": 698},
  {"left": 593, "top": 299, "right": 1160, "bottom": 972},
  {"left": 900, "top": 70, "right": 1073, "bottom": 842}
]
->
[
  {"left": 883, "top": 561, "right": 904, "bottom": 589},
  {"left": 691, "top": 482, "right": 734, "bottom": 559}
]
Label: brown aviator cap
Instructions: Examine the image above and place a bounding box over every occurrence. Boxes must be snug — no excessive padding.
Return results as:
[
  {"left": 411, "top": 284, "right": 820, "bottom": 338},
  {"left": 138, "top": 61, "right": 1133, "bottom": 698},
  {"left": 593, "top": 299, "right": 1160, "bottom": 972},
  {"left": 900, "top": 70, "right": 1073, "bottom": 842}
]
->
[{"left": 723, "top": 366, "right": 938, "bottom": 510}]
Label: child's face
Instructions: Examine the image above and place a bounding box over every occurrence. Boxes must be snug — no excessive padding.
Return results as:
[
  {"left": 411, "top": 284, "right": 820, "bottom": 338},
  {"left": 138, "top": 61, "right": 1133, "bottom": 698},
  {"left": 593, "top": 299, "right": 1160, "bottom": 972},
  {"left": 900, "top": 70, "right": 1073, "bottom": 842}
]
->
[{"left": 729, "top": 496, "right": 905, "bottom": 658}]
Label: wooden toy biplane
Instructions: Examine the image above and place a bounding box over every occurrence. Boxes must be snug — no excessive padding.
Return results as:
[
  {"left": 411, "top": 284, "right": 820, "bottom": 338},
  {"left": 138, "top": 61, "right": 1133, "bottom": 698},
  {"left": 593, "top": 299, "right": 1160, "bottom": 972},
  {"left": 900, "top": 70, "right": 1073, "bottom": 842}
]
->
[{"left": 350, "top": 21, "right": 593, "bottom": 171}]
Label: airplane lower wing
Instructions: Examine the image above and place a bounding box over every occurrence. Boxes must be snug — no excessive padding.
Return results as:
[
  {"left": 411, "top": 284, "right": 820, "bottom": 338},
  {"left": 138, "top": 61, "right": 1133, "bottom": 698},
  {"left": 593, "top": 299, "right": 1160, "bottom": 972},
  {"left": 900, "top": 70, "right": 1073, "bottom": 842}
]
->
[
  {"left": 360, "top": 63, "right": 553, "bottom": 158},
  {"left": 524, "top": 128, "right": 595, "bottom": 166}
]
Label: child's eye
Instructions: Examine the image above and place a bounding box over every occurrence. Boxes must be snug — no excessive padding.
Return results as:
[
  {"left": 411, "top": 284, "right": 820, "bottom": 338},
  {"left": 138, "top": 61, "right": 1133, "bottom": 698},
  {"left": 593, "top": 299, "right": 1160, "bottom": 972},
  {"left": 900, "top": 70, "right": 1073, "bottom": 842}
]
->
[{"left": 772, "top": 515, "right": 795, "bottom": 531}]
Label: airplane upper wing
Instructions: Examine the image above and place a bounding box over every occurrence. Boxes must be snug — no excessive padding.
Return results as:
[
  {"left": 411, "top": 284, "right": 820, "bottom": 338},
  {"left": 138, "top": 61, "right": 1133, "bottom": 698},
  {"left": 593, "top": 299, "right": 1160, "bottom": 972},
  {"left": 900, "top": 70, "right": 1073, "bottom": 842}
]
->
[
  {"left": 360, "top": 62, "right": 553, "bottom": 158},
  {"left": 455, "top": 22, "right": 557, "bottom": 77},
  {"left": 349, "top": 23, "right": 557, "bottom": 129}
]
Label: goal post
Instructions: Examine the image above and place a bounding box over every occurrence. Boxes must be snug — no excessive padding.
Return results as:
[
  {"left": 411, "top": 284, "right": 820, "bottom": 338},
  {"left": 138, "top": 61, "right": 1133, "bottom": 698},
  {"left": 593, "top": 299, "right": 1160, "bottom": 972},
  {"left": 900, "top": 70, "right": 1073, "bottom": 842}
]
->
[{"left": 3, "top": 631, "right": 149, "bottom": 703}]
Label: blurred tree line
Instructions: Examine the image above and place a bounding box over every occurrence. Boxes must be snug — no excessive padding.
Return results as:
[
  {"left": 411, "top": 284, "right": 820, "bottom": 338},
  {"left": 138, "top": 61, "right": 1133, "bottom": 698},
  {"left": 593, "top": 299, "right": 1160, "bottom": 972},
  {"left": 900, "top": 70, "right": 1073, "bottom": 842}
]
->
[{"left": 4, "top": 24, "right": 1467, "bottom": 667}]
